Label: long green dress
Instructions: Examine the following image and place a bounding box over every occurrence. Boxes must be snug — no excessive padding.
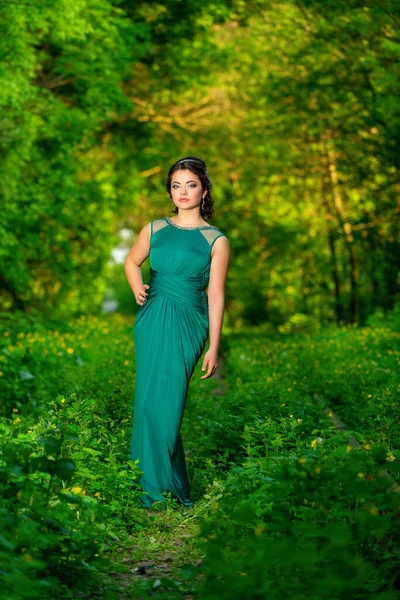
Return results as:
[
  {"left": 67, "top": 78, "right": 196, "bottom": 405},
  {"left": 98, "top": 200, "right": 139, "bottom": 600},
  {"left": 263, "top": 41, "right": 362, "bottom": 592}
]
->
[{"left": 129, "top": 216, "right": 228, "bottom": 508}]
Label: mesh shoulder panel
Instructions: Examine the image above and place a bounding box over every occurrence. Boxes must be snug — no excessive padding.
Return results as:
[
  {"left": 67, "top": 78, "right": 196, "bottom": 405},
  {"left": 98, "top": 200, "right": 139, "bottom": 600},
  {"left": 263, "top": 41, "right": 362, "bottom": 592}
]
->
[
  {"left": 200, "top": 229, "right": 228, "bottom": 249},
  {"left": 152, "top": 219, "right": 169, "bottom": 236}
]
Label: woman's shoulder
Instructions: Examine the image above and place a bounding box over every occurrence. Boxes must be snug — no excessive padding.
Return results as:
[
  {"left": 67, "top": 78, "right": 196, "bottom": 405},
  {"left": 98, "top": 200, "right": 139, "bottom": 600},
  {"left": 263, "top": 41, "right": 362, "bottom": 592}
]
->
[
  {"left": 208, "top": 223, "right": 228, "bottom": 239},
  {"left": 202, "top": 223, "right": 229, "bottom": 252},
  {"left": 151, "top": 218, "right": 169, "bottom": 234}
]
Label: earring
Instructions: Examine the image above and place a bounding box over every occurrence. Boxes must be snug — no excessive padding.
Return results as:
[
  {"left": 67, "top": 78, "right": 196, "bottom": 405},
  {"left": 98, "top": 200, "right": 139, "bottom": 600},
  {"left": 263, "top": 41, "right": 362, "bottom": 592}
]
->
[{"left": 201, "top": 196, "right": 205, "bottom": 210}]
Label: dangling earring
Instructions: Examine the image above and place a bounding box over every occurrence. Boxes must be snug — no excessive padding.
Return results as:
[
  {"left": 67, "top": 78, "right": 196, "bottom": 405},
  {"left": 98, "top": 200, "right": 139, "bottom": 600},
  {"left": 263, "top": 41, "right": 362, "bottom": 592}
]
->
[{"left": 201, "top": 196, "right": 205, "bottom": 211}]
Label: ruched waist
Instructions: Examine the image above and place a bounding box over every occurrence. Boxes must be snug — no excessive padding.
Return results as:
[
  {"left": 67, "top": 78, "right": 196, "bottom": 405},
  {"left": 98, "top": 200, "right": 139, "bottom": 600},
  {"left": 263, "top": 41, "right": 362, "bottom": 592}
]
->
[{"left": 147, "top": 268, "right": 209, "bottom": 315}]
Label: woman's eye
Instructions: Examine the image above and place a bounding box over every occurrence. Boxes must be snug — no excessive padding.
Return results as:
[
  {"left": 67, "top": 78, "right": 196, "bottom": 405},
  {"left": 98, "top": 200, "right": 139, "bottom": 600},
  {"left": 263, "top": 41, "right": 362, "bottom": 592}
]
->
[{"left": 172, "top": 184, "right": 197, "bottom": 188}]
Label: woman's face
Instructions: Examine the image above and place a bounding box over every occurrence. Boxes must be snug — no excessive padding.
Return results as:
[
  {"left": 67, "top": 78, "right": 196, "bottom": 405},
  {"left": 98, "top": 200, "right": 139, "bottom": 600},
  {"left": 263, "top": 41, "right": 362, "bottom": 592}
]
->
[{"left": 170, "top": 169, "right": 206, "bottom": 210}]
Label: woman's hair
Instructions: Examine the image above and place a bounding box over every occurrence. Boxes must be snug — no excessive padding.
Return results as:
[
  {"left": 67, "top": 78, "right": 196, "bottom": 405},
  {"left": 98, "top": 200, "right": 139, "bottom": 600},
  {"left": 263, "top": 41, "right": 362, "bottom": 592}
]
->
[{"left": 166, "top": 156, "right": 214, "bottom": 221}]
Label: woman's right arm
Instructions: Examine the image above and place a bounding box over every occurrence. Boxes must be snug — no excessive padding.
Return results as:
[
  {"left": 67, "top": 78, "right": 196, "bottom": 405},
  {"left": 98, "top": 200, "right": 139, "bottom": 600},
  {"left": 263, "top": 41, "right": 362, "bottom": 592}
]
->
[{"left": 124, "top": 223, "right": 151, "bottom": 305}]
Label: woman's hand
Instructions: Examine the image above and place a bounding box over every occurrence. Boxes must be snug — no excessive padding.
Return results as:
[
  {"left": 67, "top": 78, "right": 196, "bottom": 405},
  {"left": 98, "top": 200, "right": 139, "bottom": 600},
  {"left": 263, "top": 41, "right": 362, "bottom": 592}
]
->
[
  {"left": 136, "top": 284, "right": 150, "bottom": 306},
  {"left": 200, "top": 349, "right": 218, "bottom": 379}
]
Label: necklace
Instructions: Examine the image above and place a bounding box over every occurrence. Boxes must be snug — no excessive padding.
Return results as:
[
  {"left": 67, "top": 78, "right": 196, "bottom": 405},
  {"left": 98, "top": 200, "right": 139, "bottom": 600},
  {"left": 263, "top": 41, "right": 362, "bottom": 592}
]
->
[{"left": 165, "top": 217, "right": 217, "bottom": 230}]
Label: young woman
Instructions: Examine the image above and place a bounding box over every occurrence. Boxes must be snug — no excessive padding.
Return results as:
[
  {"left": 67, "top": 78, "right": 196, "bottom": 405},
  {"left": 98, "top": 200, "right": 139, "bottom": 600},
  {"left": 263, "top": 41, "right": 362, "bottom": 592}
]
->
[{"left": 124, "top": 156, "right": 230, "bottom": 509}]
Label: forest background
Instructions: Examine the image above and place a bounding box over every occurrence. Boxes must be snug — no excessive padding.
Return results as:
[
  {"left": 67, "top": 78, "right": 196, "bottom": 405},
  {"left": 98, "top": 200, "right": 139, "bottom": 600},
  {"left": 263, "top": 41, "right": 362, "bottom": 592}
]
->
[{"left": 1, "top": 0, "right": 399, "bottom": 330}]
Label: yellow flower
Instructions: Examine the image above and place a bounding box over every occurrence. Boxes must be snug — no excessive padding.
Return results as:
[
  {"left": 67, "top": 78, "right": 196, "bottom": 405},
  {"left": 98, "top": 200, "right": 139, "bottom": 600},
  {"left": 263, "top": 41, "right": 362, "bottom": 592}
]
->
[
  {"left": 311, "top": 439, "right": 317, "bottom": 449},
  {"left": 357, "top": 473, "right": 365, "bottom": 478},
  {"left": 27, "top": 430, "right": 33, "bottom": 434},
  {"left": 367, "top": 394, "right": 372, "bottom": 398},
  {"left": 254, "top": 524, "right": 265, "bottom": 536},
  {"left": 327, "top": 411, "right": 333, "bottom": 417},
  {"left": 298, "top": 457, "right": 307, "bottom": 464},
  {"left": 72, "top": 486, "right": 82, "bottom": 493},
  {"left": 290, "top": 414, "right": 293, "bottom": 418},
  {"left": 61, "top": 398, "right": 65, "bottom": 404},
  {"left": 12, "top": 408, "right": 18, "bottom": 413},
  {"left": 297, "top": 418, "right": 302, "bottom": 423},
  {"left": 13, "top": 417, "right": 21, "bottom": 424},
  {"left": 124, "top": 360, "right": 130, "bottom": 365},
  {"left": 67, "top": 348, "right": 74, "bottom": 354},
  {"left": 387, "top": 452, "right": 395, "bottom": 462},
  {"left": 281, "top": 403, "right": 286, "bottom": 406},
  {"left": 94, "top": 492, "right": 101, "bottom": 497},
  {"left": 346, "top": 444, "right": 352, "bottom": 452},
  {"left": 287, "top": 388, "right": 292, "bottom": 392}
]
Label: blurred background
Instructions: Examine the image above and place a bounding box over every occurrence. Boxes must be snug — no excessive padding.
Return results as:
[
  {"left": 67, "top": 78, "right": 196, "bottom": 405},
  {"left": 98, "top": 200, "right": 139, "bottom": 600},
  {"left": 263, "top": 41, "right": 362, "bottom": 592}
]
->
[{"left": 1, "top": 0, "right": 399, "bottom": 329}]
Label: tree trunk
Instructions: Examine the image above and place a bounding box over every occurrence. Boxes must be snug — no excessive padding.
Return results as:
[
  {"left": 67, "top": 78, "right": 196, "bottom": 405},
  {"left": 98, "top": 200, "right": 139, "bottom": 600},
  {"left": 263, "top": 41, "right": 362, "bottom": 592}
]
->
[{"left": 320, "top": 138, "right": 360, "bottom": 323}]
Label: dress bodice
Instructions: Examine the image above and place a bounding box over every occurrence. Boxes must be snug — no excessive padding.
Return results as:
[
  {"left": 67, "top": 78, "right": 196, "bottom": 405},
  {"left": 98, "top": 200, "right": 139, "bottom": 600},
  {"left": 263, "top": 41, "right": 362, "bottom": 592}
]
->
[{"left": 149, "top": 217, "right": 228, "bottom": 281}]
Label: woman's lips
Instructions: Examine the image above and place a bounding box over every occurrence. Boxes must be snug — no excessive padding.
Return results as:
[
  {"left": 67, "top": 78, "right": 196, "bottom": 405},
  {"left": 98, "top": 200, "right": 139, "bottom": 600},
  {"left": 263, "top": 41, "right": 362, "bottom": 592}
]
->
[{"left": 179, "top": 198, "right": 189, "bottom": 202}]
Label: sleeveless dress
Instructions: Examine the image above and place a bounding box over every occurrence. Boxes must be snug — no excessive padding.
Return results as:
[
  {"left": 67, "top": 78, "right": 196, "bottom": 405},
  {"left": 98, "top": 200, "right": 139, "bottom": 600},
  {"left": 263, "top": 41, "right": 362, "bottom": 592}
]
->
[{"left": 129, "top": 216, "right": 228, "bottom": 508}]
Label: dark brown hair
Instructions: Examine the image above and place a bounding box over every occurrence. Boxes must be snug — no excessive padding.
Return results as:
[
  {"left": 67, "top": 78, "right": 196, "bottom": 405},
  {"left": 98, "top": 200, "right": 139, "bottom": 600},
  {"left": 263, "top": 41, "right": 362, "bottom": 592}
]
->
[{"left": 166, "top": 156, "right": 214, "bottom": 221}]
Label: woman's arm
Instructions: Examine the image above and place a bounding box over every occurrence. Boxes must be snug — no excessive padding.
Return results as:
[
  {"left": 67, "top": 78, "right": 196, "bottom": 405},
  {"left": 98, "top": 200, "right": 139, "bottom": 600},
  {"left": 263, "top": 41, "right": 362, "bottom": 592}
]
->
[
  {"left": 201, "top": 235, "right": 231, "bottom": 379},
  {"left": 124, "top": 223, "right": 151, "bottom": 305}
]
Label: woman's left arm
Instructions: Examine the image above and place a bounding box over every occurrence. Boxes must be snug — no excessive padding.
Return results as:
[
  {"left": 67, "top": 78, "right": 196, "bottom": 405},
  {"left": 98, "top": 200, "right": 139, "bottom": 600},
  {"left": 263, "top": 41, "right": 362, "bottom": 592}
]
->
[{"left": 201, "top": 236, "right": 231, "bottom": 379}]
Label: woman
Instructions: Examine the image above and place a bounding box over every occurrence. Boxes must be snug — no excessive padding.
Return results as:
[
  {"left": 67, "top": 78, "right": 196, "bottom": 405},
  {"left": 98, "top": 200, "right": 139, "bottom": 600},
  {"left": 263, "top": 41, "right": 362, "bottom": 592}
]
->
[{"left": 124, "top": 156, "right": 230, "bottom": 509}]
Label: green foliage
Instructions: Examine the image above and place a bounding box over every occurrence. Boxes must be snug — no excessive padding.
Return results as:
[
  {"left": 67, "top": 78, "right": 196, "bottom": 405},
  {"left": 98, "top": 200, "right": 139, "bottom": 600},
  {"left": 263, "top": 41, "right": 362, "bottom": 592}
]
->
[
  {"left": 0, "top": 0, "right": 148, "bottom": 314},
  {"left": 0, "top": 310, "right": 135, "bottom": 417},
  {"left": 118, "top": 0, "right": 400, "bottom": 326},
  {"left": 1, "top": 387, "right": 147, "bottom": 598},
  {"left": 1, "top": 310, "right": 400, "bottom": 597},
  {"left": 1, "top": 0, "right": 399, "bottom": 325},
  {"left": 197, "top": 448, "right": 400, "bottom": 599},
  {"left": 223, "top": 313, "right": 400, "bottom": 453},
  {"left": 190, "top": 320, "right": 400, "bottom": 599},
  {"left": 366, "top": 301, "right": 400, "bottom": 332}
]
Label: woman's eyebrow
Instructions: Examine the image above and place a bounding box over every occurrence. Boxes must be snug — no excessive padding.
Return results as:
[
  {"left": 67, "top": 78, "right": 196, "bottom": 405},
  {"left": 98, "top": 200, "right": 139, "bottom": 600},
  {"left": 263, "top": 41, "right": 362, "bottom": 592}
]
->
[{"left": 172, "top": 180, "right": 197, "bottom": 184}]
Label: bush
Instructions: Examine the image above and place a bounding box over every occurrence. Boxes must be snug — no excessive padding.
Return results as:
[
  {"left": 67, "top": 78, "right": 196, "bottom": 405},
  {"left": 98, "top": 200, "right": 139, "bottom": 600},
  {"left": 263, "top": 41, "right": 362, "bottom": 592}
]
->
[{"left": 0, "top": 392, "right": 144, "bottom": 599}]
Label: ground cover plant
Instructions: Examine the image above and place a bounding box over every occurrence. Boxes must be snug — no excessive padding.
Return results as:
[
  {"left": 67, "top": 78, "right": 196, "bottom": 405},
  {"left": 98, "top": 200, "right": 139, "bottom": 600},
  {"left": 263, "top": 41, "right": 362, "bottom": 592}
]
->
[
  {"left": 1, "top": 307, "right": 399, "bottom": 598},
  {"left": 195, "top": 320, "right": 400, "bottom": 599},
  {"left": 0, "top": 311, "right": 136, "bottom": 418}
]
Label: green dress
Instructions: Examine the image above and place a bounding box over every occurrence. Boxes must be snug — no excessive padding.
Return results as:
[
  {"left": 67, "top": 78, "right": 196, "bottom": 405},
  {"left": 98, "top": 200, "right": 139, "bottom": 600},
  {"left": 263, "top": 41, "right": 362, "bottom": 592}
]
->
[{"left": 129, "top": 216, "right": 228, "bottom": 508}]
